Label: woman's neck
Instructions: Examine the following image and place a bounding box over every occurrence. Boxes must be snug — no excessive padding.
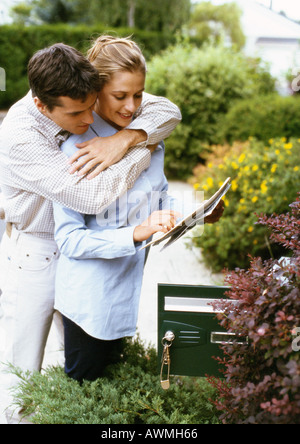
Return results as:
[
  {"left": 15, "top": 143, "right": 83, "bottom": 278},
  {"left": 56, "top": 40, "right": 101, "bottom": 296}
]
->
[{"left": 94, "top": 101, "right": 123, "bottom": 132}]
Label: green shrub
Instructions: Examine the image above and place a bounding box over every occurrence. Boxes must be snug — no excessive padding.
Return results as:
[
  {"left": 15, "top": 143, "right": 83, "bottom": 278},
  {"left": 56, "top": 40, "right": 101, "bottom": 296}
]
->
[
  {"left": 218, "top": 94, "right": 300, "bottom": 144},
  {"left": 189, "top": 137, "right": 300, "bottom": 272},
  {"left": 146, "top": 43, "right": 276, "bottom": 179},
  {"left": 0, "top": 23, "right": 177, "bottom": 109},
  {"left": 11, "top": 336, "right": 220, "bottom": 424}
]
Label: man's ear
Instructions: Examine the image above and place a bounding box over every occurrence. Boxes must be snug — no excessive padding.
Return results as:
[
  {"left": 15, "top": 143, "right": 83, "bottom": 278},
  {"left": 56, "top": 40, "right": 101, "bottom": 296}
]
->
[{"left": 34, "top": 97, "right": 48, "bottom": 115}]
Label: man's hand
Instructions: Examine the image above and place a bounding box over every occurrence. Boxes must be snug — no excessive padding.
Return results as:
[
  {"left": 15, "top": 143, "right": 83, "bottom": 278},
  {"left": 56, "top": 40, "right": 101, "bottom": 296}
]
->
[
  {"left": 69, "top": 129, "right": 147, "bottom": 179},
  {"left": 204, "top": 200, "right": 225, "bottom": 224}
]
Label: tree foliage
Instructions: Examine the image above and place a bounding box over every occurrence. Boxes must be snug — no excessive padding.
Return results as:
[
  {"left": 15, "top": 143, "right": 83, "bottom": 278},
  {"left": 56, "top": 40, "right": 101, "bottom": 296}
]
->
[
  {"left": 10, "top": 0, "right": 191, "bottom": 32},
  {"left": 189, "top": 1, "right": 246, "bottom": 50}
]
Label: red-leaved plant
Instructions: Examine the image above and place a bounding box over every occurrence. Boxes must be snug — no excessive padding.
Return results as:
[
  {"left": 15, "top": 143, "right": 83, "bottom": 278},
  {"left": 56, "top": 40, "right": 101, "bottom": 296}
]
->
[{"left": 208, "top": 193, "right": 300, "bottom": 424}]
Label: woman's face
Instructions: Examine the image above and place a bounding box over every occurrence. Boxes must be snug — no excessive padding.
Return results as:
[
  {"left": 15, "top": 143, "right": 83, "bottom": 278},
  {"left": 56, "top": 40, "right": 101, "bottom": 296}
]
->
[{"left": 95, "top": 70, "right": 145, "bottom": 130}]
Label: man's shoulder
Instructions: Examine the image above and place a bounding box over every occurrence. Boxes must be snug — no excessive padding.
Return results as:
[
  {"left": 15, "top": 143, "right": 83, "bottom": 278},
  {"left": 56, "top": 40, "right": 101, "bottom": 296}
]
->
[
  {"left": 0, "top": 92, "right": 51, "bottom": 147},
  {"left": 2, "top": 93, "right": 38, "bottom": 132}
]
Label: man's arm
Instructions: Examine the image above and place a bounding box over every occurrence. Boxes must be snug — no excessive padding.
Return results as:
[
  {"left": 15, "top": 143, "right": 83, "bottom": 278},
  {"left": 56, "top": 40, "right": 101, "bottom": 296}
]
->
[
  {"left": 68, "top": 93, "right": 181, "bottom": 178},
  {"left": 69, "top": 129, "right": 149, "bottom": 179},
  {"left": 8, "top": 135, "right": 151, "bottom": 215},
  {"left": 127, "top": 93, "right": 182, "bottom": 145}
]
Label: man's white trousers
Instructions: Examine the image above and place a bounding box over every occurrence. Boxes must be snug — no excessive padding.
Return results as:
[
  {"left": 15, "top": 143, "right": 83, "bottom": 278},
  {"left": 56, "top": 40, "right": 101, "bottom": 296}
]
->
[{"left": 0, "top": 229, "right": 64, "bottom": 416}]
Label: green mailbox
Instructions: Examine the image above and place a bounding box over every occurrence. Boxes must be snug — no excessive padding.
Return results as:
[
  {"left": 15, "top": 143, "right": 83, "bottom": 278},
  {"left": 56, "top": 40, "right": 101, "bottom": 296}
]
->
[{"left": 158, "top": 283, "right": 231, "bottom": 383}]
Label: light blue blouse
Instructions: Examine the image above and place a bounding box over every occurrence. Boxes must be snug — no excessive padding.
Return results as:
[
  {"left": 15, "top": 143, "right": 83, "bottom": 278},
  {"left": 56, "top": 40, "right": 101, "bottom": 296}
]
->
[{"left": 53, "top": 113, "right": 178, "bottom": 340}]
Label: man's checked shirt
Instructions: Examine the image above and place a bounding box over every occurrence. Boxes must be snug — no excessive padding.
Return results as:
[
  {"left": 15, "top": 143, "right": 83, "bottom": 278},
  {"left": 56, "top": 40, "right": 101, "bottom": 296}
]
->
[{"left": 0, "top": 91, "right": 181, "bottom": 239}]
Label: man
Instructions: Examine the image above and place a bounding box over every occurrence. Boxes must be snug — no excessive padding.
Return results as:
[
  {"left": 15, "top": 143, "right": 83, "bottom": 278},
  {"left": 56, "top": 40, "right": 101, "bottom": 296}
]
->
[{"left": 0, "top": 43, "right": 181, "bottom": 420}]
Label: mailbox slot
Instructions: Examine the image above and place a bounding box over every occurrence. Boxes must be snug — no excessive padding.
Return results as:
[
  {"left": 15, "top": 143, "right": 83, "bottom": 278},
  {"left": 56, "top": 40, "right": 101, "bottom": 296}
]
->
[{"left": 211, "top": 332, "right": 249, "bottom": 345}]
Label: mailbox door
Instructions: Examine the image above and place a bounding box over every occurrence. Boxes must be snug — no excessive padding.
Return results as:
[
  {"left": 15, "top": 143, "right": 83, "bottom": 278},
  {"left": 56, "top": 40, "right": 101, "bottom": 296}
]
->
[{"left": 158, "top": 284, "right": 229, "bottom": 377}]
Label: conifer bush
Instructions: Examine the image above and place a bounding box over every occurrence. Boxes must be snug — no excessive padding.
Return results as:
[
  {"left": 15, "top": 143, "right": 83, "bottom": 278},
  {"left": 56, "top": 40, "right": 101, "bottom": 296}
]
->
[{"left": 11, "top": 336, "right": 220, "bottom": 424}]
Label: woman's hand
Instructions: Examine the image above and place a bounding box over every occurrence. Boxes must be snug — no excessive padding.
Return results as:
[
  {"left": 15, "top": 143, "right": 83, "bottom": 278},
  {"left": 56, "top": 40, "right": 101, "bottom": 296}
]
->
[
  {"left": 133, "top": 210, "right": 182, "bottom": 243},
  {"left": 68, "top": 129, "right": 147, "bottom": 180},
  {"left": 204, "top": 200, "right": 225, "bottom": 224}
]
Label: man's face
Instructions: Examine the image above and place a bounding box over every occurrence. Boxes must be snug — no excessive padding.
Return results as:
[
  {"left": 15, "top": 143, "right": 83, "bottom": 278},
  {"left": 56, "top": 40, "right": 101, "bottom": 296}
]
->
[{"left": 34, "top": 93, "right": 98, "bottom": 135}]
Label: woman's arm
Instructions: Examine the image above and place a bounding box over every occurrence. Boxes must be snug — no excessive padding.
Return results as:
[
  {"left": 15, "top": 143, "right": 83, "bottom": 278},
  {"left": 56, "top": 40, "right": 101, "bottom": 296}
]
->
[
  {"left": 53, "top": 204, "right": 137, "bottom": 260},
  {"left": 53, "top": 203, "right": 179, "bottom": 260}
]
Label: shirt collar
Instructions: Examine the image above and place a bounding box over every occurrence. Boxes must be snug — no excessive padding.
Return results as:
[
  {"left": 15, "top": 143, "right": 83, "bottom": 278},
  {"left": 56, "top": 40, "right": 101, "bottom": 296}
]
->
[{"left": 26, "top": 90, "right": 68, "bottom": 139}]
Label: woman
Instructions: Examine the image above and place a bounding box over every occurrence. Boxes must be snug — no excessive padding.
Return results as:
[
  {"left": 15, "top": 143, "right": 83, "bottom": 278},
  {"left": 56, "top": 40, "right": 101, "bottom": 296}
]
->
[{"left": 53, "top": 36, "right": 221, "bottom": 383}]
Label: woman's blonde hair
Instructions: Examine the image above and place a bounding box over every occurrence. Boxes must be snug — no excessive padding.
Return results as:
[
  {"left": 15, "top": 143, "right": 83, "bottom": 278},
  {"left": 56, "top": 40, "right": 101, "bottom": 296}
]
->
[{"left": 87, "top": 35, "right": 147, "bottom": 87}]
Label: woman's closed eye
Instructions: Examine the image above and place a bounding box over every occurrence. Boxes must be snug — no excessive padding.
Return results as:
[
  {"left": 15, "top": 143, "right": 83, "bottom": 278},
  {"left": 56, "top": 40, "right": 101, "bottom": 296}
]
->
[{"left": 114, "top": 94, "right": 143, "bottom": 101}]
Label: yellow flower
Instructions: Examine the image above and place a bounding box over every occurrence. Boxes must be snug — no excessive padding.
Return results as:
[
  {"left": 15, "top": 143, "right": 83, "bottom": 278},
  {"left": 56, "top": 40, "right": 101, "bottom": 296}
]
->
[
  {"left": 193, "top": 183, "right": 200, "bottom": 190},
  {"left": 284, "top": 143, "right": 293, "bottom": 150},
  {"left": 248, "top": 226, "right": 254, "bottom": 233},
  {"left": 252, "top": 196, "right": 258, "bottom": 203},
  {"left": 208, "top": 162, "right": 213, "bottom": 169},
  {"left": 231, "top": 179, "right": 238, "bottom": 191},
  {"left": 260, "top": 180, "right": 268, "bottom": 194},
  {"left": 218, "top": 164, "right": 224, "bottom": 169},
  {"left": 252, "top": 165, "right": 259, "bottom": 172},
  {"left": 281, "top": 137, "right": 287, "bottom": 143},
  {"left": 206, "top": 177, "right": 214, "bottom": 188},
  {"left": 240, "top": 198, "right": 245, "bottom": 204},
  {"left": 231, "top": 161, "right": 239, "bottom": 170},
  {"left": 269, "top": 139, "right": 274, "bottom": 145},
  {"left": 275, "top": 149, "right": 280, "bottom": 156},
  {"left": 238, "top": 153, "right": 246, "bottom": 163},
  {"left": 271, "top": 164, "right": 278, "bottom": 173},
  {"left": 224, "top": 198, "right": 230, "bottom": 207},
  {"left": 294, "top": 166, "right": 299, "bottom": 172}
]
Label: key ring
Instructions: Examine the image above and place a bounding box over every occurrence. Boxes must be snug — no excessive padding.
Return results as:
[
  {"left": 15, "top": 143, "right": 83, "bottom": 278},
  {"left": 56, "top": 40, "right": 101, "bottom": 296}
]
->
[{"left": 160, "top": 331, "right": 175, "bottom": 390}]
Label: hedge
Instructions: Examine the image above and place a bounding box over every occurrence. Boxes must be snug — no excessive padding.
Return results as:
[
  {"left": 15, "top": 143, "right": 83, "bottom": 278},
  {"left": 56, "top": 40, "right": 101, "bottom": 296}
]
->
[
  {"left": 217, "top": 94, "right": 300, "bottom": 144},
  {"left": 0, "top": 23, "right": 178, "bottom": 109}
]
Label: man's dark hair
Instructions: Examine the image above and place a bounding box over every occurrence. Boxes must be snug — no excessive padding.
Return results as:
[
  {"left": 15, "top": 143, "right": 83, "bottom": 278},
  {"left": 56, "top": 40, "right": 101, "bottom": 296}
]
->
[{"left": 28, "top": 43, "right": 102, "bottom": 110}]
